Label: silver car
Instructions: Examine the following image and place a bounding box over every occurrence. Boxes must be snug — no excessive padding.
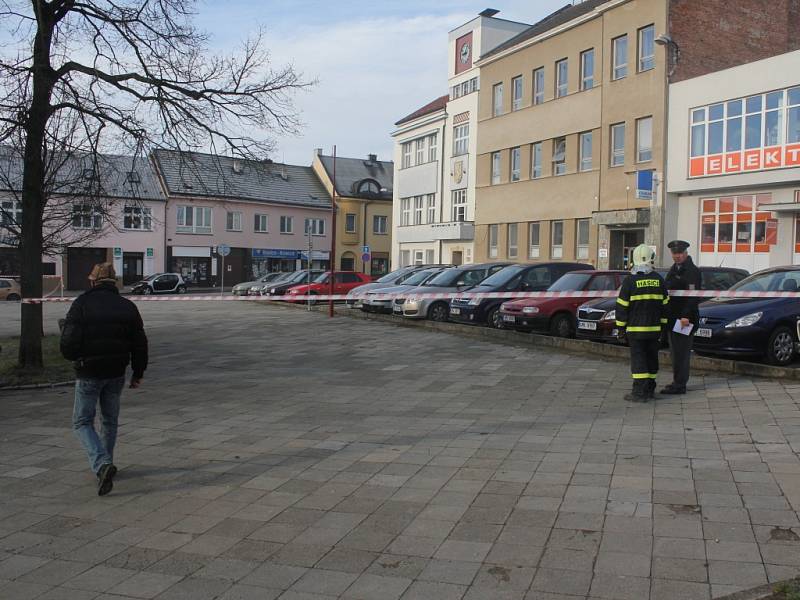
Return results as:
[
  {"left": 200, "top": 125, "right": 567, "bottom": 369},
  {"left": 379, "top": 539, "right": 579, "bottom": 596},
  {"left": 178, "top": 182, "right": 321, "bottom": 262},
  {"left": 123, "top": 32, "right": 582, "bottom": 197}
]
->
[
  {"left": 360, "top": 267, "right": 448, "bottom": 313},
  {"left": 248, "top": 272, "right": 294, "bottom": 296},
  {"left": 397, "top": 263, "right": 511, "bottom": 321},
  {"left": 232, "top": 272, "right": 287, "bottom": 296}
]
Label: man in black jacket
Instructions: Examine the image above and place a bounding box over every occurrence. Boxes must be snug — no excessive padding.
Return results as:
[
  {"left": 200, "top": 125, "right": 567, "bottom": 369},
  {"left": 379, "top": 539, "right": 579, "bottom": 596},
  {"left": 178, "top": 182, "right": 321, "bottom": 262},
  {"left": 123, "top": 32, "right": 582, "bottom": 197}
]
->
[
  {"left": 61, "top": 263, "right": 148, "bottom": 495},
  {"left": 661, "top": 240, "right": 702, "bottom": 395}
]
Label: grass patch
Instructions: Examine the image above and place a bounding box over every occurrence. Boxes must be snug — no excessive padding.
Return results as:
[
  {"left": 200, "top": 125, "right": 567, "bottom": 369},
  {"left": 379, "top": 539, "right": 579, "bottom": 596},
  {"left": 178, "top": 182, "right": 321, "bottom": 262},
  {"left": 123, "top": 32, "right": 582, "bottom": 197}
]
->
[
  {"left": 0, "top": 335, "right": 74, "bottom": 387},
  {"left": 770, "top": 579, "right": 800, "bottom": 600}
]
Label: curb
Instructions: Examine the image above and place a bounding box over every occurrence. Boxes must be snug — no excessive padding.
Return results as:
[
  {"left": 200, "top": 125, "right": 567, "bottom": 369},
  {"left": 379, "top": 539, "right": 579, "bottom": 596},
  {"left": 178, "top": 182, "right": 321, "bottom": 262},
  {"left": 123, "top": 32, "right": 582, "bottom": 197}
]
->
[
  {"left": 0, "top": 380, "right": 74, "bottom": 391},
  {"left": 337, "top": 307, "right": 800, "bottom": 381}
]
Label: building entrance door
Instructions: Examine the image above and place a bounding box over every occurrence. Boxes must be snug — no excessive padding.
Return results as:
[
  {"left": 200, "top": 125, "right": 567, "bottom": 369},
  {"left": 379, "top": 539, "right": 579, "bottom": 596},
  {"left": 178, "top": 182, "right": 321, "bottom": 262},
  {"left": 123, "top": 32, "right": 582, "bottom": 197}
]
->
[
  {"left": 122, "top": 252, "right": 143, "bottom": 285},
  {"left": 609, "top": 229, "right": 644, "bottom": 270}
]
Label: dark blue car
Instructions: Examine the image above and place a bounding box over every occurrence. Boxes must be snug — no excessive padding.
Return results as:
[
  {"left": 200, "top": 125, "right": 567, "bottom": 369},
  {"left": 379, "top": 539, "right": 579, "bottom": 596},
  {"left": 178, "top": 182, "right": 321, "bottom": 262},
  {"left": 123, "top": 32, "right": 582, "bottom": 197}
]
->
[{"left": 694, "top": 267, "right": 800, "bottom": 365}]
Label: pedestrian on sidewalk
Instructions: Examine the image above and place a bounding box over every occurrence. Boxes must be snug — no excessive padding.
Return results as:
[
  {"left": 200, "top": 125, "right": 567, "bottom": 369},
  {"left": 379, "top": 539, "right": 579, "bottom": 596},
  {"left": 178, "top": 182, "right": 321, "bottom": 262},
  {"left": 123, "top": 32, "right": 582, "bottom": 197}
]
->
[
  {"left": 661, "top": 240, "right": 702, "bottom": 395},
  {"left": 616, "top": 245, "right": 669, "bottom": 403},
  {"left": 60, "top": 262, "right": 148, "bottom": 495}
]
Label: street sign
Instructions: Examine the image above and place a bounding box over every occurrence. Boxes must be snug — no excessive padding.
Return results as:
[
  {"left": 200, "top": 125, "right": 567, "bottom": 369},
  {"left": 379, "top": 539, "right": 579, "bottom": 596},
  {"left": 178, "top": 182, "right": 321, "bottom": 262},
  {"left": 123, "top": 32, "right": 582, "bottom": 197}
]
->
[
  {"left": 635, "top": 170, "right": 654, "bottom": 200},
  {"left": 361, "top": 253, "right": 371, "bottom": 263},
  {"left": 113, "top": 247, "right": 122, "bottom": 258},
  {"left": 217, "top": 243, "right": 231, "bottom": 257},
  {"left": 362, "top": 245, "right": 370, "bottom": 254},
  {"left": 146, "top": 247, "right": 154, "bottom": 258}
]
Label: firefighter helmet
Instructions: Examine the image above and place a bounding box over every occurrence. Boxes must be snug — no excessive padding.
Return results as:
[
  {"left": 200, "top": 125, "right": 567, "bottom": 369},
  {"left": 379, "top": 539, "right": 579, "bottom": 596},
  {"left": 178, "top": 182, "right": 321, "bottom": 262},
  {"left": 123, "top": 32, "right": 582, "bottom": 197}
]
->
[{"left": 632, "top": 244, "right": 655, "bottom": 267}]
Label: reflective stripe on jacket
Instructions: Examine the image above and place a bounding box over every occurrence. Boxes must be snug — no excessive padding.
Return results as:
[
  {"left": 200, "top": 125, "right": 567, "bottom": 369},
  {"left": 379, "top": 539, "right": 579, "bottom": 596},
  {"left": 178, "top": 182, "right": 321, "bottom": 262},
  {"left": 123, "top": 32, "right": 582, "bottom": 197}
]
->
[{"left": 616, "top": 271, "right": 669, "bottom": 339}]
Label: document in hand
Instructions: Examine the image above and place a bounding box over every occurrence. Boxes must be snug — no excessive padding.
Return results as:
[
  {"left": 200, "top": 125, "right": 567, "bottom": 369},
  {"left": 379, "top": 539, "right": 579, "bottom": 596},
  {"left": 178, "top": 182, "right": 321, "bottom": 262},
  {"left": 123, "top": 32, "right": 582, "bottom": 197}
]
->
[{"left": 673, "top": 320, "right": 694, "bottom": 336}]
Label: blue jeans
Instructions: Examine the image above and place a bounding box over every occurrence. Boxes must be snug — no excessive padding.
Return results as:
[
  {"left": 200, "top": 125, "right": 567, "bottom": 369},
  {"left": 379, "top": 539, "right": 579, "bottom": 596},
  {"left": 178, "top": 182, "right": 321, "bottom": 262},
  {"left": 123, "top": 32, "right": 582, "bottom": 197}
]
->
[{"left": 72, "top": 377, "right": 125, "bottom": 474}]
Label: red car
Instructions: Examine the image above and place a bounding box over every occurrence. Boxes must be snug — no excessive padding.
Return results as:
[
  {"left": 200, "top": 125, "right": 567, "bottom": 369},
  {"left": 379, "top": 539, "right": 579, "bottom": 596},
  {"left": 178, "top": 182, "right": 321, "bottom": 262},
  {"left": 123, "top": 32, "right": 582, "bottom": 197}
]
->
[
  {"left": 499, "top": 270, "right": 628, "bottom": 337},
  {"left": 285, "top": 271, "right": 372, "bottom": 302}
]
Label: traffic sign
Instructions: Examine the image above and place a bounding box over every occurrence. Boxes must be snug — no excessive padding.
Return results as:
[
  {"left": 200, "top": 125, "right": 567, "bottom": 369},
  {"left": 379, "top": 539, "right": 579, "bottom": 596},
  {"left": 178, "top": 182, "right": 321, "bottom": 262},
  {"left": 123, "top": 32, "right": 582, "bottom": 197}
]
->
[
  {"left": 361, "top": 253, "right": 371, "bottom": 263},
  {"left": 362, "top": 245, "right": 370, "bottom": 254},
  {"left": 217, "top": 244, "right": 231, "bottom": 257}
]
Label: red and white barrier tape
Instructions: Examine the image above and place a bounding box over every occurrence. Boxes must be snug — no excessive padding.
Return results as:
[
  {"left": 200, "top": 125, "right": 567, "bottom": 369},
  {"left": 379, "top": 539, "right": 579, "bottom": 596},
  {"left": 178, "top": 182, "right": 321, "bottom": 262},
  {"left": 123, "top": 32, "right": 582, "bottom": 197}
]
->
[{"left": 19, "top": 289, "right": 800, "bottom": 304}]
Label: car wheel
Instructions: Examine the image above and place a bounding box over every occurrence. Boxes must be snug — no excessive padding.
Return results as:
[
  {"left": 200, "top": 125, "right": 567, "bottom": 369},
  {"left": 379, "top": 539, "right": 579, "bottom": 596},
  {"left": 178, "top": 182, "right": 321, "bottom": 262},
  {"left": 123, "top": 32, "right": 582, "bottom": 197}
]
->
[
  {"left": 7, "top": 293, "right": 20, "bottom": 301},
  {"left": 766, "top": 325, "right": 796, "bottom": 366},
  {"left": 550, "top": 313, "right": 574, "bottom": 338},
  {"left": 177, "top": 286, "right": 187, "bottom": 294},
  {"left": 143, "top": 287, "right": 153, "bottom": 295},
  {"left": 428, "top": 302, "right": 449, "bottom": 322},
  {"left": 308, "top": 291, "right": 318, "bottom": 305},
  {"left": 487, "top": 307, "right": 503, "bottom": 329}
]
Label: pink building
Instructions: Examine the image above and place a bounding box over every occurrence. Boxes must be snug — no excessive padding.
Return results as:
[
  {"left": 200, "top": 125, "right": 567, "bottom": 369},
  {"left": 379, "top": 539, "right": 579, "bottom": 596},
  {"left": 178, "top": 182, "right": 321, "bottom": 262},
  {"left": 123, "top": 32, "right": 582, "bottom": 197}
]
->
[{"left": 152, "top": 150, "right": 332, "bottom": 286}]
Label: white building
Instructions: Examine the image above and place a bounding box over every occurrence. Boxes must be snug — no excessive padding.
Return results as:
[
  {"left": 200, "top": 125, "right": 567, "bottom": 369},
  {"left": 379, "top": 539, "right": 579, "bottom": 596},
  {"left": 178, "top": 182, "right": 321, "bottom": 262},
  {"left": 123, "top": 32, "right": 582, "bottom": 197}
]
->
[
  {"left": 391, "top": 9, "right": 529, "bottom": 267},
  {"left": 666, "top": 50, "right": 800, "bottom": 273}
]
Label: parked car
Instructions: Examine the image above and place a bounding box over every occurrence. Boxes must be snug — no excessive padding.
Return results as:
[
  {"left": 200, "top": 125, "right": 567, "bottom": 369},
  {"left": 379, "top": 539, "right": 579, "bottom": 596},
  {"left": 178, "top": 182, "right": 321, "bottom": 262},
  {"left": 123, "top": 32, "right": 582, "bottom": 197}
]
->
[
  {"left": 285, "top": 271, "right": 373, "bottom": 302},
  {"left": 346, "top": 265, "right": 450, "bottom": 307},
  {"left": 576, "top": 266, "right": 749, "bottom": 344},
  {"left": 130, "top": 273, "right": 188, "bottom": 295},
  {"left": 396, "top": 262, "right": 511, "bottom": 321},
  {"left": 262, "top": 270, "right": 325, "bottom": 296},
  {"left": 247, "top": 272, "right": 296, "bottom": 296},
  {"left": 231, "top": 272, "right": 289, "bottom": 296},
  {"left": 0, "top": 277, "right": 21, "bottom": 301},
  {"left": 359, "top": 267, "right": 449, "bottom": 314},
  {"left": 694, "top": 266, "right": 800, "bottom": 366},
  {"left": 450, "top": 262, "right": 594, "bottom": 329},
  {"left": 500, "top": 270, "right": 627, "bottom": 337}
]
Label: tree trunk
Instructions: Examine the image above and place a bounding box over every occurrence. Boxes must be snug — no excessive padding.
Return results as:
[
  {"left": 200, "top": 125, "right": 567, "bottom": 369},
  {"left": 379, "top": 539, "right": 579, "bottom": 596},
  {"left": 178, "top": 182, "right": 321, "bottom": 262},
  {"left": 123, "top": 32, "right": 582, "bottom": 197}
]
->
[{"left": 18, "top": 3, "right": 55, "bottom": 369}]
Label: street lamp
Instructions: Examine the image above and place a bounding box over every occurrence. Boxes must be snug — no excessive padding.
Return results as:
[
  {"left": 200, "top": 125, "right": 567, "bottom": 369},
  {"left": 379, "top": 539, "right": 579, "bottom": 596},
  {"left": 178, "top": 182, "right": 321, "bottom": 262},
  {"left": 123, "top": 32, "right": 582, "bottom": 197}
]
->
[{"left": 655, "top": 34, "right": 680, "bottom": 78}]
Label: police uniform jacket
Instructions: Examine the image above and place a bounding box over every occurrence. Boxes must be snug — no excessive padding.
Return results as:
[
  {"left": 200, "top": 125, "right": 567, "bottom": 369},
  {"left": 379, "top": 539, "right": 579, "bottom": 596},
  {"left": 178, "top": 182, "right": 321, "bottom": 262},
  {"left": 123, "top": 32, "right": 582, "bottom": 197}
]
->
[
  {"left": 664, "top": 256, "right": 702, "bottom": 326},
  {"left": 616, "top": 270, "right": 669, "bottom": 339}
]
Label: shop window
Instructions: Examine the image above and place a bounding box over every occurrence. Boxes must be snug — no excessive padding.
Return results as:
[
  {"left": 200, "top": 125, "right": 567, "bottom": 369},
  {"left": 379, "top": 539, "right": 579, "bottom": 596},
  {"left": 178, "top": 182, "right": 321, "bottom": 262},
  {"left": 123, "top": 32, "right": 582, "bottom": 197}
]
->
[{"left": 701, "top": 194, "right": 776, "bottom": 254}]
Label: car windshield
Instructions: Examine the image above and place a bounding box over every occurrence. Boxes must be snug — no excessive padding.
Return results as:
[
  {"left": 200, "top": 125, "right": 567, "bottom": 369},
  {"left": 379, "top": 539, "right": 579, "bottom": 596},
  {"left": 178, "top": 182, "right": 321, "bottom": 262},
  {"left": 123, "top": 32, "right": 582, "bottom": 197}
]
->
[
  {"left": 144, "top": 274, "right": 159, "bottom": 281},
  {"left": 729, "top": 270, "right": 800, "bottom": 293},
  {"left": 376, "top": 269, "right": 412, "bottom": 284},
  {"left": 423, "top": 268, "right": 475, "bottom": 287},
  {"left": 402, "top": 269, "right": 439, "bottom": 286},
  {"left": 548, "top": 272, "right": 594, "bottom": 291},
  {"left": 312, "top": 272, "right": 330, "bottom": 284},
  {"left": 474, "top": 265, "right": 525, "bottom": 288}
]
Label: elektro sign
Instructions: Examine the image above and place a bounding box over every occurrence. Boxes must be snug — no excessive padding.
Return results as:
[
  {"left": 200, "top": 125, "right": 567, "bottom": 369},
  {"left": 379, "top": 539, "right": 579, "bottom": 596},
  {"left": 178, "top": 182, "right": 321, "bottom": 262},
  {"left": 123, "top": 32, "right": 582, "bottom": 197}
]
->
[{"left": 688, "top": 85, "right": 800, "bottom": 178}]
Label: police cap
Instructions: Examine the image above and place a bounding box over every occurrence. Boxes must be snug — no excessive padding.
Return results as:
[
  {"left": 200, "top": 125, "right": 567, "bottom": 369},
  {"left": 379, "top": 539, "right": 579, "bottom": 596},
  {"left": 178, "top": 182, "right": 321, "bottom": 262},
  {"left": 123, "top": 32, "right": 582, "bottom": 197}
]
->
[{"left": 668, "top": 240, "right": 690, "bottom": 253}]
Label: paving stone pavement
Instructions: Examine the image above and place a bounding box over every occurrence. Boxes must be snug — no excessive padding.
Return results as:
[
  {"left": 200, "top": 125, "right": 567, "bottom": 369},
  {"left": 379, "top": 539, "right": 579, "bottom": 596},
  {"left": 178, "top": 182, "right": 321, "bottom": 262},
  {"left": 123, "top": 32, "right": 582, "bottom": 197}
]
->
[{"left": 2, "top": 300, "right": 800, "bottom": 599}]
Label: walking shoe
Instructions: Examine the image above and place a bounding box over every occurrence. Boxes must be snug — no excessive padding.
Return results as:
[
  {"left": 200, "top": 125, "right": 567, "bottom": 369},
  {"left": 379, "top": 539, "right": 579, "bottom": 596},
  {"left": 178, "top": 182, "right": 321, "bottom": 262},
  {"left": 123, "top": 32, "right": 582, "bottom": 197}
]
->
[
  {"left": 660, "top": 384, "right": 686, "bottom": 395},
  {"left": 97, "top": 463, "right": 117, "bottom": 496},
  {"left": 624, "top": 392, "right": 648, "bottom": 403},
  {"left": 645, "top": 380, "right": 657, "bottom": 400}
]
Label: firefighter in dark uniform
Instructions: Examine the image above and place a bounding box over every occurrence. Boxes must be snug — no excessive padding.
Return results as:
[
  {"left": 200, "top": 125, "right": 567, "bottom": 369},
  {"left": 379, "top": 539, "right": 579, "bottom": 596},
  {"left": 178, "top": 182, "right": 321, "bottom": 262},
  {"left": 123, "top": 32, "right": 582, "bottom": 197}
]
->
[
  {"left": 661, "top": 240, "right": 702, "bottom": 395},
  {"left": 616, "top": 244, "right": 669, "bottom": 402}
]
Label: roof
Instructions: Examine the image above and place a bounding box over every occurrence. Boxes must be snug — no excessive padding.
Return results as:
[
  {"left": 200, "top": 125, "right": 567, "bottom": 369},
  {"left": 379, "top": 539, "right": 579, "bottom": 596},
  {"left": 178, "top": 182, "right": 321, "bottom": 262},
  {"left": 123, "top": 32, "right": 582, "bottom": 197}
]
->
[
  {"left": 481, "top": 0, "right": 611, "bottom": 61},
  {"left": 318, "top": 154, "right": 393, "bottom": 201},
  {"left": 0, "top": 147, "right": 165, "bottom": 201},
  {"left": 395, "top": 95, "right": 449, "bottom": 126},
  {"left": 152, "top": 150, "right": 331, "bottom": 208}
]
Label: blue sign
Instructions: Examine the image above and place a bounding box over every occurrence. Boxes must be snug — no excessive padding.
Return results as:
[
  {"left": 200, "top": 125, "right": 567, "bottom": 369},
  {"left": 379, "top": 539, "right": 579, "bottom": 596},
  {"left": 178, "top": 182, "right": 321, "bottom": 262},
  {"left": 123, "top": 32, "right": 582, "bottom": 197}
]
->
[
  {"left": 362, "top": 245, "right": 370, "bottom": 254},
  {"left": 636, "top": 170, "right": 654, "bottom": 200},
  {"left": 217, "top": 243, "right": 231, "bottom": 257},
  {"left": 252, "top": 248, "right": 300, "bottom": 259}
]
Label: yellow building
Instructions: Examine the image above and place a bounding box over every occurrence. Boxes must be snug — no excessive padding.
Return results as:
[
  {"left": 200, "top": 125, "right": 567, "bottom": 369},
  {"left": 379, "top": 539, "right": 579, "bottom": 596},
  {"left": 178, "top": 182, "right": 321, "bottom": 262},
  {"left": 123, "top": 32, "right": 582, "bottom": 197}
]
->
[{"left": 312, "top": 150, "right": 394, "bottom": 275}]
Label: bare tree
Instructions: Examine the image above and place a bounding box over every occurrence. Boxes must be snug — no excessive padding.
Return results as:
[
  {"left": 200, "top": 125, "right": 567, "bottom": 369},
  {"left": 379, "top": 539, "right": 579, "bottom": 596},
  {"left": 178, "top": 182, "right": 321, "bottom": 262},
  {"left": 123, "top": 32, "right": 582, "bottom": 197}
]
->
[{"left": 0, "top": 0, "right": 310, "bottom": 367}]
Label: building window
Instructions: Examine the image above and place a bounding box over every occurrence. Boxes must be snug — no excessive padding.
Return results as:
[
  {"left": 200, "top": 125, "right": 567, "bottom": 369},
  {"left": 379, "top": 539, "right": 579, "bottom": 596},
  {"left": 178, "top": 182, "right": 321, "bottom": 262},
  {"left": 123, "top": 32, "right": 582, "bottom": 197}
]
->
[
  {"left": 765, "top": 90, "right": 784, "bottom": 147},
  {"left": 345, "top": 213, "right": 357, "bottom": 233},
  {"left": 491, "top": 151, "right": 501, "bottom": 184},
  {"left": 453, "top": 123, "right": 469, "bottom": 156},
  {"left": 225, "top": 211, "right": 241, "bottom": 232},
  {"left": 415, "top": 138, "right": 426, "bottom": 165},
  {"left": 471, "top": 77, "right": 478, "bottom": 93},
  {"left": 612, "top": 35, "right": 628, "bottom": 80},
  {"left": 533, "top": 67, "right": 544, "bottom": 105},
  {"left": 254, "top": 213, "right": 269, "bottom": 233},
  {"left": 531, "top": 142, "right": 542, "bottom": 178},
  {"left": 529, "top": 222, "right": 540, "bottom": 258},
  {"left": 426, "top": 194, "right": 436, "bottom": 223},
  {"left": 746, "top": 95, "right": 763, "bottom": 150},
  {"left": 493, "top": 83, "right": 503, "bottom": 116},
  {"left": 280, "top": 215, "right": 293, "bottom": 234},
  {"left": 579, "top": 132, "right": 593, "bottom": 172},
  {"left": 304, "top": 218, "right": 325, "bottom": 236},
  {"left": 510, "top": 147, "right": 521, "bottom": 181},
  {"left": 428, "top": 133, "right": 438, "bottom": 162},
  {"left": 72, "top": 203, "right": 102, "bottom": 229},
  {"left": 552, "top": 137, "right": 566, "bottom": 175},
  {"left": 402, "top": 142, "right": 412, "bottom": 169},
  {"left": 638, "top": 25, "right": 655, "bottom": 72},
  {"left": 551, "top": 220, "right": 564, "bottom": 259},
  {"left": 423, "top": 249, "right": 433, "bottom": 264},
  {"left": 413, "top": 196, "right": 424, "bottom": 225},
  {"left": 400, "top": 250, "right": 410, "bottom": 267},
  {"left": 512, "top": 75, "right": 523, "bottom": 111},
  {"left": 691, "top": 108, "right": 706, "bottom": 158},
  {"left": 489, "top": 224, "right": 498, "bottom": 258},
  {"left": 611, "top": 122, "right": 626, "bottom": 167},
  {"left": 373, "top": 215, "right": 388, "bottom": 235},
  {"left": 555, "top": 59, "right": 568, "bottom": 98},
  {"left": 413, "top": 250, "right": 424, "bottom": 265},
  {"left": 124, "top": 205, "right": 152, "bottom": 230},
  {"left": 0, "top": 200, "right": 22, "bottom": 228},
  {"left": 726, "top": 99, "right": 743, "bottom": 153},
  {"left": 701, "top": 195, "right": 775, "bottom": 253},
  {"left": 789, "top": 87, "right": 800, "bottom": 144},
  {"left": 177, "top": 206, "right": 211, "bottom": 234},
  {"left": 636, "top": 116, "right": 653, "bottom": 162},
  {"left": 507, "top": 223, "right": 518, "bottom": 258},
  {"left": 401, "top": 198, "right": 411, "bottom": 226},
  {"left": 452, "top": 190, "right": 467, "bottom": 222},
  {"left": 576, "top": 219, "right": 590, "bottom": 259},
  {"left": 580, "top": 49, "right": 594, "bottom": 90}
]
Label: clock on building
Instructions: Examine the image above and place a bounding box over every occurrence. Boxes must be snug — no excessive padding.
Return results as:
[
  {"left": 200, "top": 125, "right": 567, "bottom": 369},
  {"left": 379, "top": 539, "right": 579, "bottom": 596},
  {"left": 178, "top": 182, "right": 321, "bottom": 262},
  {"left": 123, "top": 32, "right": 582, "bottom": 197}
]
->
[{"left": 460, "top": 42, "right": 471, "bottom": 64}]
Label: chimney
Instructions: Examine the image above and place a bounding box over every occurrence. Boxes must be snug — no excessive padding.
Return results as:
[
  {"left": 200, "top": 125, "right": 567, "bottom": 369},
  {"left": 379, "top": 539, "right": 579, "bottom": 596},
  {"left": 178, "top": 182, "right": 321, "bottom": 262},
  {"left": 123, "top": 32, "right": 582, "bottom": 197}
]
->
[
  {"left": 313, "top": 148, "right": 323, "bottom": 158},
  {"left": 367, "top": 153, "right": 378, "bottom": 163},
  {"left": 479, "top": 8, "right": 500, "bottom": 17}
]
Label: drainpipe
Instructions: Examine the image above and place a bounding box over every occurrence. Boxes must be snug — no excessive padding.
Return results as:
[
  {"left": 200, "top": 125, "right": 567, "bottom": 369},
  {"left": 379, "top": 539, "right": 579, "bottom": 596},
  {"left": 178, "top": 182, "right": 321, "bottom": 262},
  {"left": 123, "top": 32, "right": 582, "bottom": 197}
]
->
[
  {"left": 439, "top": 117, "right": 447, "bottom": 263},
  {"left": 362, "top": 200, "right": 370, "bottom": 273}
]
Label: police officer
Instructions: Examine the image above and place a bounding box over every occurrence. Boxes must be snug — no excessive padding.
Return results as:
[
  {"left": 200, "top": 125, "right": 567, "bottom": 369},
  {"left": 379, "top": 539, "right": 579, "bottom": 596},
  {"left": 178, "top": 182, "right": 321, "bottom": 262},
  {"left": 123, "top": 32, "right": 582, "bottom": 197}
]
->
[
  {"left": 661, "top": 240, "right": 702, "bottom": 395},
  {"left": 616, "top": 244, "right": 669, "bottom": 402}
]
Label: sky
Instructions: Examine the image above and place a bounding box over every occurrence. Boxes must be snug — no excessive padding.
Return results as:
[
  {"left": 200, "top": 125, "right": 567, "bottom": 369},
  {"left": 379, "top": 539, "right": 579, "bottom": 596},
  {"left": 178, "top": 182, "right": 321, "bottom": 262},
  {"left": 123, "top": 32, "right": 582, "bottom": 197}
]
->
[{"left": 195, "top": 0, "right": 568, "bottom": 166}]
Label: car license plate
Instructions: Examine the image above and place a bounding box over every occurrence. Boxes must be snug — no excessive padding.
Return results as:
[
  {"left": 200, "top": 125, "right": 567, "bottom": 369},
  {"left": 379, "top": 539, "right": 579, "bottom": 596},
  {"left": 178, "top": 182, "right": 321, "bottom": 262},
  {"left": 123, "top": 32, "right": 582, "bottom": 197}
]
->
[
  {"left": 578, "top": 321, "right": 597, "bottom": 331},
  {"left": 450, "top": 308, "right": 461, "bottom": 315},
  {"left": 503, "top": 314, "right": 516, "bottom": 323},
  {"left": 393, "top": 305, "right": 402, "bottom": 313},
  {"left": 696, "top": 328, "right": 712, "bottom": 338}
]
